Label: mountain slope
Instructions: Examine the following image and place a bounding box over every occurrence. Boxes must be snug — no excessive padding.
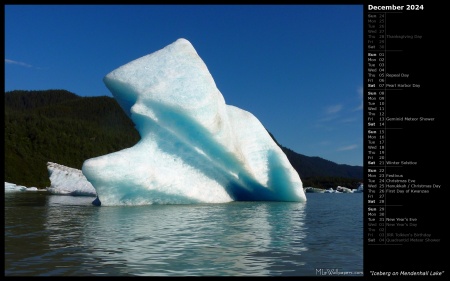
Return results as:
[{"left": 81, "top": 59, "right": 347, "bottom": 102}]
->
[
  {"left": 4, "top": 90, "right": 362, "bottom": 188},
  {"left": 5, "top": 90, "right": 140, "bottom": 187}
]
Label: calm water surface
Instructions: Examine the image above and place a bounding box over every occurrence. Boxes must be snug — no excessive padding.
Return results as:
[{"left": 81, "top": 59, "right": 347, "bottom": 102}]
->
[{"left": 5, "top": 192, "right": 363, "bottom": 276}]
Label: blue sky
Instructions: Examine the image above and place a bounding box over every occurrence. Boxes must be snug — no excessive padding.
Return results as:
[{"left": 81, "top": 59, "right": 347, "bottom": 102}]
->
[{"left": 5, "top": 4, "right": 363, "bottom": 166}]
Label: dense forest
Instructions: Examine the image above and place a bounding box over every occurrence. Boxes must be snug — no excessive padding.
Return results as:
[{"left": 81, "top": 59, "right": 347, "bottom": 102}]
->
[
  {"left": 4, "top": 90, "right": 362, "bottom": 189},
  {"left": 268, "top": 133, "right": 362, "bottom": 189}
]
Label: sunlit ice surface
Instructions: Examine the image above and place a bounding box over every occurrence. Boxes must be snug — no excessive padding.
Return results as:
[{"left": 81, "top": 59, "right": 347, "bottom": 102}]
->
[{"left": 82, "top": 39, "right": 305, "bottom": 206}]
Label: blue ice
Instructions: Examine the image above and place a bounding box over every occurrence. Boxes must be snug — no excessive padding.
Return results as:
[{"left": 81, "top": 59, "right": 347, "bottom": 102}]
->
[{"left": 82, "top": 39, "right": 306, "bottom": 206}]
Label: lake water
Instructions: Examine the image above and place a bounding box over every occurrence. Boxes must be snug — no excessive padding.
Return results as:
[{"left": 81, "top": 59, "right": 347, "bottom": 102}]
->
[{"left": 5, "top": 192, "right": 363, "bottom": 276}]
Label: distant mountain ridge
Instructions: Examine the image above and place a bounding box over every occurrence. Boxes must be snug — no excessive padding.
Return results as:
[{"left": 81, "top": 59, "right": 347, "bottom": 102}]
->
[{"left": 4, "top": 90, "right": 362, "bottom": 188}]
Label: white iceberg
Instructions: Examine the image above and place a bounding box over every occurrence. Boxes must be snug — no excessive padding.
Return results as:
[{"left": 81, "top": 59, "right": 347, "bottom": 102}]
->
[
  {"left": 354, "top": 183, "right": 363, "bottom": 193},
  {"left": 4, "top": 182, "right": 40, "bottom": 192},
  {"left": 82, "top": 38, "right": 306, "bottom": 206},
  {"left": 4, "top": 182, "right": 27, "bottom": 192},
  {"left": 46, "top": 162, "right": 97, "bottom": 197},
  {"left": 336, "top": 186, "right": 354, "bottom": 193}
]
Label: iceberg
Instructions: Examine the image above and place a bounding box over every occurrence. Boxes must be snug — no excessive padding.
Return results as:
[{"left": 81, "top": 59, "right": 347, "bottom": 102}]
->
[
  {"left": 46, "top": 162, "right": 97, "bottom": 197},
  {"left": 4, "top": 182, "right": 27, "bottom": 192},
  {"left": 4, "top": 182, "right": 39, "bottom": 192},
  {"left": 82, "top": 38, "right": 306, "bottom": 206}
]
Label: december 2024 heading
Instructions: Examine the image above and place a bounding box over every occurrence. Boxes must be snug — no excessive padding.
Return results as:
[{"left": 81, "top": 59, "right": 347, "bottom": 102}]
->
[{"left": 368, "top": 4, "right": 424, "bottom": 11}]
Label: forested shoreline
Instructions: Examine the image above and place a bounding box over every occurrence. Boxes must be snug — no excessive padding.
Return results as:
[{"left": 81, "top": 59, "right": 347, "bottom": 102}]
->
[{"left": 5, "top": 90, "right": 362, "bottom": 189}]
